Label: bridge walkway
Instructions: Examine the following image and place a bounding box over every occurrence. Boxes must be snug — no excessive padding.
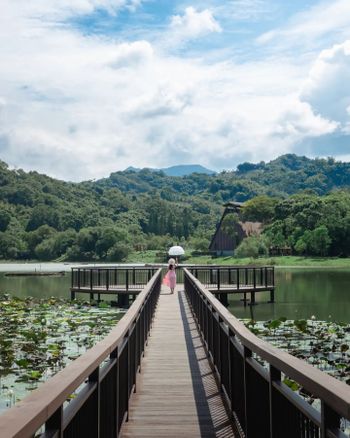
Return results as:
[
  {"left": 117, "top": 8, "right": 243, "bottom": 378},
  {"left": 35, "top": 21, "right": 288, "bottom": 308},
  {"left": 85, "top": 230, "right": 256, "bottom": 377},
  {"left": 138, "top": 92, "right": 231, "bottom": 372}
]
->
[{"left": 121, "top": 285, "right": 236, "bottom": 438}]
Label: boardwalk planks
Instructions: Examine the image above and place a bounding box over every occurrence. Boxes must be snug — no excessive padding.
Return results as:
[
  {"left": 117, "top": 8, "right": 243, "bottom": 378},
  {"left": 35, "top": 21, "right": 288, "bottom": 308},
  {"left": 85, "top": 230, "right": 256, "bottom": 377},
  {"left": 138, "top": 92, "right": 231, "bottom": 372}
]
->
[{"left": 121, "top": 285, "right": 235, "bottom": 438}]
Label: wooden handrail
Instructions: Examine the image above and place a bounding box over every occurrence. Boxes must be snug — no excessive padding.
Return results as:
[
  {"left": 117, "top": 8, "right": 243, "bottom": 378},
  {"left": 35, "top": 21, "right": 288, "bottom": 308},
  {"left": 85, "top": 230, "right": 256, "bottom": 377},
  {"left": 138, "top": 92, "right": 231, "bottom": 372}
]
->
[
  {"left": 184, "top": 268, "right": 350, "bottom": 431},
  {"left": 0, "top": 269, "right": 162, "bottom": 438}
]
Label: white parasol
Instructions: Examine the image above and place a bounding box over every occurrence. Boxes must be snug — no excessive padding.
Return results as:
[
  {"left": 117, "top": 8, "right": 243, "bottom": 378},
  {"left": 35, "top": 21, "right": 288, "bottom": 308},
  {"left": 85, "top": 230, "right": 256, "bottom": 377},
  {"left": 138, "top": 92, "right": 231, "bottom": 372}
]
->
[{"left": 168, "top": 246, "right": 185, "bottom": 256}]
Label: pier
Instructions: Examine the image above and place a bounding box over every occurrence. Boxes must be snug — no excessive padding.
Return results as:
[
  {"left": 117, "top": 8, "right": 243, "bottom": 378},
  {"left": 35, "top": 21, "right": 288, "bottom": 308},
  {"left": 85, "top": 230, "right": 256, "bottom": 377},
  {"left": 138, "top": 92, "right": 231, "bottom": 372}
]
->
[
  {"left": 0, "top": 267, "right": 349, "bottom": 438},
  {"left": 70, "top": 265, "right": 275, "bottom": 307}
]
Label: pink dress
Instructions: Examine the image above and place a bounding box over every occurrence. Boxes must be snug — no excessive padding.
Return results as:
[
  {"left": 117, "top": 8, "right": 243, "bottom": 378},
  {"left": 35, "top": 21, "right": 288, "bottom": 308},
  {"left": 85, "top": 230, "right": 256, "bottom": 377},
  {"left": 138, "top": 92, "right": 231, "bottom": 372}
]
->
[{"left": 163, "top": 269, "right": 176, "bottom": 289}]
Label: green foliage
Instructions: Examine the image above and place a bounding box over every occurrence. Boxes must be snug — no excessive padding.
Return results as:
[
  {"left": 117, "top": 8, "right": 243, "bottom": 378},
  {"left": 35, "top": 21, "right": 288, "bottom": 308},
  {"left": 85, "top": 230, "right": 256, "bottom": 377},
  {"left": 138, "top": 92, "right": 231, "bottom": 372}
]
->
[
  {"left": 107, "top": 242, "right": 132, "bottom": 262},
  {"left": 234, "top": 235, "right": 269, "bottom": 258},
  {"left": 242, "top": 195, "right": 278, "bottom": 223},
  {"left": 0, "top": 154, "right": 349, "bottom": 260}
]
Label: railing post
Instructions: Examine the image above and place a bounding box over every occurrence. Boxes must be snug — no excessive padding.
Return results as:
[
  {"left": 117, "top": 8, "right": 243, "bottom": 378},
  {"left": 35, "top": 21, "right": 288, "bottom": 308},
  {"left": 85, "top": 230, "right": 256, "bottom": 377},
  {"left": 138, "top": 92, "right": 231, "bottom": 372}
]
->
[
  {"left": 45, "top": 406, "right": 63, "bottom": 438},
  {"left": 265, "top": 267, "right": 268, "bottom": 288},
  {"left": 110, "top": 346, "right": 119, "bottom": 437},
  {"left": 126, "top": 269, "right": 129, "bottom": 292},
  {"left": 106, "top": 269, "right": 109, "bottom": 291},
  {"left": 89, "top": 366, "right": 100, "bottom": 438},
  {"left": 269, "top": 365, "right": 281, "bottom": 438},
  {"left": 243, "top": 346, "right": 252, "bottom": 436},
  {"left": 253, "top": 268, "right": 256, "bottom": 289},
  {"left": 90, "top": 269, "right": 93, "bottom": 291},
  {"left": 237, "top": 268, "right": 240, "bottom": 291},
  {"left": 321, "top": 402, "right": 341, "bottom": 438},
  {"left": 217, "top": 269, "right": 221, "bottom": 291},
  {"left": 78, "top": 268, "right": 81, "bottom": 289}
]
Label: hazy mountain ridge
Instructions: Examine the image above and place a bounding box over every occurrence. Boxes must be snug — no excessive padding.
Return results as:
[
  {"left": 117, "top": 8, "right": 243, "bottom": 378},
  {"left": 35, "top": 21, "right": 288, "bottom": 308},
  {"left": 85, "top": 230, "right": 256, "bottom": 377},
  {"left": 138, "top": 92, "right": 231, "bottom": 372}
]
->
[{"left": 125, "top": 164, "right": 215, "bottom": 176}]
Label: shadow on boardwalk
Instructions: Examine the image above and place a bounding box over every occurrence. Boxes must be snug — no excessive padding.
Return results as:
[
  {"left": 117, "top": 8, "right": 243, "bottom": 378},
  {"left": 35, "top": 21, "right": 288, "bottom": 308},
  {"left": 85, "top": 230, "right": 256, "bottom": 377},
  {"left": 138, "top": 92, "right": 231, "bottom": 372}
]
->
[
  {"left": 178, "top": 289, "right": 235, "bottom": 438},
  {"left": 121, "top": 285, "right": 235, "bottom": 437}
]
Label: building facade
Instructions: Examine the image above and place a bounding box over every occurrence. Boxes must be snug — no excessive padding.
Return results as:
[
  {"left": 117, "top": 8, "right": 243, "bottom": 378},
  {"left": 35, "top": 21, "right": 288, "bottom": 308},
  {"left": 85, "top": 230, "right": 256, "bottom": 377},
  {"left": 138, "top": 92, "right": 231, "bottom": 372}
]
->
[{"left": 209, "top": 201, "right": 262, "bottom": 255}]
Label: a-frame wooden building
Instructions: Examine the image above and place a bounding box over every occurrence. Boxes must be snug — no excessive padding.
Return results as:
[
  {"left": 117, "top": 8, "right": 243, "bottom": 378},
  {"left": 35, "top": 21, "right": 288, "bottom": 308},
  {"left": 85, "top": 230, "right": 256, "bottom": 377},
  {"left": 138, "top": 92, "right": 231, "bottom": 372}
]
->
[{"left": 209, "top": 201, "right": 262, "bottom": 255}]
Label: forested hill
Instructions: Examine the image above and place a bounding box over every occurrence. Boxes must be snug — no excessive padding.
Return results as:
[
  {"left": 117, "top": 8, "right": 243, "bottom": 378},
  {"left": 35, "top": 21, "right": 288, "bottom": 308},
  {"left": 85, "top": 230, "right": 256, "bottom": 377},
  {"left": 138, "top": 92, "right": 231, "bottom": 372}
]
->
[
  {"left": 97, "top": 154, "right": 350, "bottom": 199},
  {"left": 0, "top": 154, "right": 349, "bottom": 261}
]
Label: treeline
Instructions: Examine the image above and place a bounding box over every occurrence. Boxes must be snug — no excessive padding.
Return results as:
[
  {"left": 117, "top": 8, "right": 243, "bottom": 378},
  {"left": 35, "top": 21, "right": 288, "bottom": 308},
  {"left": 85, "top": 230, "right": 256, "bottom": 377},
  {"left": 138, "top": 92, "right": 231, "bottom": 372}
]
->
[
  {"left": 238, "top": 191, "right": 350, "bottom": 257},
  {"left": 0, "top": 154, "right": 349, "bottom": 261},
  {"left": 0, "top": 161, "right": 218, "bottom": 261}
]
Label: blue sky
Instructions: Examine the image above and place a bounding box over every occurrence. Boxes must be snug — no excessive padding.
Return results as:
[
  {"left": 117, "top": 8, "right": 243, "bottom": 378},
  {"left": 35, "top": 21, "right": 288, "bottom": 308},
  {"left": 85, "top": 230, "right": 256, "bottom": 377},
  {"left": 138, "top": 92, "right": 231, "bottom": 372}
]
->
[{"left": 0, "top": 0, "right": 349, "bottom": 180}]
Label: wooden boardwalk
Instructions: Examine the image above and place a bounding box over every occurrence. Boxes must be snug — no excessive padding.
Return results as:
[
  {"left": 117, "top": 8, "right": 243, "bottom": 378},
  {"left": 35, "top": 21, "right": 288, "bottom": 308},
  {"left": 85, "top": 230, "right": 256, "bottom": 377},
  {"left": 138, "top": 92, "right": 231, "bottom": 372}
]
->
[{"left": 121, "top": 285, "right": 236, "bottom": 438}]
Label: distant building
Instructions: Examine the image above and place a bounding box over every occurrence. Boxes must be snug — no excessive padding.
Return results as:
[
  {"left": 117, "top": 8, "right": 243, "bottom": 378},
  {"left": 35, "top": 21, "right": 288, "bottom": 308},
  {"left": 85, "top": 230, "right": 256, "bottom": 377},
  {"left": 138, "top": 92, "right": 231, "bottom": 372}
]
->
[{"left": 209, "top": 201, "right": 262, "bottom": 255}]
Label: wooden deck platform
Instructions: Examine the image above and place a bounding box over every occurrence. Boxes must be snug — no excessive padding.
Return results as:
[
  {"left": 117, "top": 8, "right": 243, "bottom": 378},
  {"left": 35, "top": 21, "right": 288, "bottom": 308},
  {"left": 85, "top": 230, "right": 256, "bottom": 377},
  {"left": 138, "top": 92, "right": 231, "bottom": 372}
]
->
[
  {"left": 121, "top": 285, "right": 236, "bottom": 438},
  {"left": 71, "top": 286, "right": 142, "bottom": 294},
  {"left": 208, "top": 285, "right": 273, "bottom": 294},
  {"left": 71, "top": 285, "right": 272, "bottom": 294}
]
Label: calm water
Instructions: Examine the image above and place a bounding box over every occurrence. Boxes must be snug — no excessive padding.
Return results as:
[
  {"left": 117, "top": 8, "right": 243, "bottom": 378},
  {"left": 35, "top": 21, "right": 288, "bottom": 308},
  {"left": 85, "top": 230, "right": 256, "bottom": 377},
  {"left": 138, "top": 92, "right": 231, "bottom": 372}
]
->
[
  {"left": 0, "top": 264, "right": 349, "bottom": 322},
  {"left": 0, "top": 263, "right": 143, "bottom": 300},
  {"left": 228, "top": 268, "right": 350, "bottom": 323}
]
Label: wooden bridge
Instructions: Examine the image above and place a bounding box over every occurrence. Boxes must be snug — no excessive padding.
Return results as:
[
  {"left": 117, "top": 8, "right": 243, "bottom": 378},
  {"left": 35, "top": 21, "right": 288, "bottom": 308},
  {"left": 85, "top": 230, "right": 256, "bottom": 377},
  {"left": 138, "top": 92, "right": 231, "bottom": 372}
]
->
[
  {"left": 70, "top": 265, "right": 275, "bottom": 306},
  {"left": 0, "top": 267, "right": 349, "bottom": 438}
]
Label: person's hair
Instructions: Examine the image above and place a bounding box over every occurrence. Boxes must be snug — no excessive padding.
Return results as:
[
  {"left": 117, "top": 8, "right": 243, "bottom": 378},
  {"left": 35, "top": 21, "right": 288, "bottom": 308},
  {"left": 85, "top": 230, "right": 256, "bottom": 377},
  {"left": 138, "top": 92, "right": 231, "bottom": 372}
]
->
[{"left": 168, "top": 264, "right": 174, "bottom": 270}]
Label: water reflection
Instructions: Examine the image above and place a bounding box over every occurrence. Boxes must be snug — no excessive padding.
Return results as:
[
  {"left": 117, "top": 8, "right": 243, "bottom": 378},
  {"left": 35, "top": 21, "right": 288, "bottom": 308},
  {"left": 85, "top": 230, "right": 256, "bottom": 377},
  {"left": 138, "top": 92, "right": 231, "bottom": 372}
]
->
[{"left": 228, "top": 268, "right": 350, "bottom": 323}]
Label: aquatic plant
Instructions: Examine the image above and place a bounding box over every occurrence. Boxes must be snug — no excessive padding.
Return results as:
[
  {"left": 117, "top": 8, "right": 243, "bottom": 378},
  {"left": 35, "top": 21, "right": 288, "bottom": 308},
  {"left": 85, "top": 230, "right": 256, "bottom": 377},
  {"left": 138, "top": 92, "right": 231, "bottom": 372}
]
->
[{"left": 0, "top": 294, "right": 124, "bottom": 413}]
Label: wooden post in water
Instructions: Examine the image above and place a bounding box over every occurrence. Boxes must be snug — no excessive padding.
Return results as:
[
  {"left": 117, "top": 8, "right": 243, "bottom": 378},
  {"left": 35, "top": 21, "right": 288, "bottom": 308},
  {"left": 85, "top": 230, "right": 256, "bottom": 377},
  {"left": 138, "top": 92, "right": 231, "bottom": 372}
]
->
[
  {"left": 118, "top": 293, "right": 129, "bottom": 308},
  {"left": 250, "top": 291, "right": 256, "bottom": 305},
  {"left": 218, "top": 293, "right": 228, "bottom": 307}
]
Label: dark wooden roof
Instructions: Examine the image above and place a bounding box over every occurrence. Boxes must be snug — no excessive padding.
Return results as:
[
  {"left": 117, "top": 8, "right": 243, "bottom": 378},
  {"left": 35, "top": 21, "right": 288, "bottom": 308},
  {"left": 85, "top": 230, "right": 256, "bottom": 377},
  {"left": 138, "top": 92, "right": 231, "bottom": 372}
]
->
[{"left": 223, "top": 201, "right": 244, "bottom": 208}]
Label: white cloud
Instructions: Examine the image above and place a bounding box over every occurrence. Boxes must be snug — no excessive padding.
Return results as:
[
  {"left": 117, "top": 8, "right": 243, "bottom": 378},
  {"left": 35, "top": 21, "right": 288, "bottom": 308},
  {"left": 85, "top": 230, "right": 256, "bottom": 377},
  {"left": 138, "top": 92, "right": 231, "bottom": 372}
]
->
[
  {"left": 214, "top": 0, "right": 273, "bottom": 22},
  {"left": 257, "top": 0, "right": 350, "bottom": 47},
  {"left": 0, "top": 0, "right": 348, "bottom": 180},
  {"left": 170, "top": 7, "right": 222, "bottom": 39},
  {"left": 301, "top": 40, "right": 350, "bottom": 129}
]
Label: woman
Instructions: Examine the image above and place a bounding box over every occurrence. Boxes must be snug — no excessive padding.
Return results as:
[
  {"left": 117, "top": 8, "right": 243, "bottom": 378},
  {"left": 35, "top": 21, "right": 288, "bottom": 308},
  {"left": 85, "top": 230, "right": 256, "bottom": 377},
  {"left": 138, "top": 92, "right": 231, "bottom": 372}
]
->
[{"left": 163, "top": 261, "right": 177, "bottom": 294}]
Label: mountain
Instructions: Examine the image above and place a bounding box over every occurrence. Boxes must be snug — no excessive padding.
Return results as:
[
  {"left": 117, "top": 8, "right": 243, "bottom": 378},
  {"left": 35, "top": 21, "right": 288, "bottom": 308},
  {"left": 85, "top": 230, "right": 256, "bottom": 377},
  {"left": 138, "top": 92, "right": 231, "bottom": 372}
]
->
[
  {"left": 124, "top": 164, "right": 215, "bottom": 176},
  {"left": 161, "top": 165, "right": 215, "bottom": 176}
]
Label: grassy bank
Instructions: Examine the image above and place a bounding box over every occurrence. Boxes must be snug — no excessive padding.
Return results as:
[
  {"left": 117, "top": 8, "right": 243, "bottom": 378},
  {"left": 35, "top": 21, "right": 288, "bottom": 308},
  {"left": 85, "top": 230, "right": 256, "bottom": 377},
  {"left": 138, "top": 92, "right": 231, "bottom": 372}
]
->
[
  {"left": 1, "top": 253, "right": 349, "bottom": 268},
  {"left": 125, "top": 251, "right": 350, "bottom": 268}
]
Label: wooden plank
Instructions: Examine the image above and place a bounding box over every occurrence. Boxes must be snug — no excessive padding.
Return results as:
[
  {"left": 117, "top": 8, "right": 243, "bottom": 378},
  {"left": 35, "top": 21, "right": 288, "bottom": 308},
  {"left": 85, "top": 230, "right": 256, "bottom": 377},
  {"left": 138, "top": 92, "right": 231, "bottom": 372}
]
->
[{"left": 121, "top": 285, "right": 235, "bottom": 437}]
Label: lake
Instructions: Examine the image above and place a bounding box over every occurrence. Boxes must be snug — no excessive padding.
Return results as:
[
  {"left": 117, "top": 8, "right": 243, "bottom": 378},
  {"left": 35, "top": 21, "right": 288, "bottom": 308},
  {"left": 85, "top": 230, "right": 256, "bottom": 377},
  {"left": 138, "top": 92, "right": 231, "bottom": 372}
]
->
[
  {"left": 228, "top": 268, "right": 350, "bottom": 323},
  {"left": 0, "top": 264, "right": 349, "bottom": 323}
]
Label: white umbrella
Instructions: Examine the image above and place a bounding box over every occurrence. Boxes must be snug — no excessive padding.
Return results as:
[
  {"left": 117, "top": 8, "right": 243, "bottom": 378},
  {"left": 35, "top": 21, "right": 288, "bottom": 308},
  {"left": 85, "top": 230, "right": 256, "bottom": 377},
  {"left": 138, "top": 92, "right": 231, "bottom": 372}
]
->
[{"left": 168, "top": 246, "right": 185, "bottom": 256}]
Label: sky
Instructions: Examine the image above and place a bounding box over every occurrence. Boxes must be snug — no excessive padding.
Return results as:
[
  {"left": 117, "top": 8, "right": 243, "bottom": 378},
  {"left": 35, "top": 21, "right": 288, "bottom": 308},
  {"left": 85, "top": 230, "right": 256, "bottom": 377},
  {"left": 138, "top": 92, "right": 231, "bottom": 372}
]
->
[{"left": 0, "top": 0, "right": 350, "bottom": 181}]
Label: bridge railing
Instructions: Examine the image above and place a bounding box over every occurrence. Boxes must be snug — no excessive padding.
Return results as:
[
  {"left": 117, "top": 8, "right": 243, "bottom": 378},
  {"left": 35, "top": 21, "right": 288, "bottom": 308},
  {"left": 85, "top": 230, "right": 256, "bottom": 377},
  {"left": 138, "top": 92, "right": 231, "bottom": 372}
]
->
[
  {"left": 184, "top": 268, "right": 350, "bottom": 438},
  {"left": 186, "top": 265, "right": 274, "bottom": 290},
  {"left": 71, "top": 267, "right": 158, "bottom": 291},
  {"left": 0, "top": 269, "right": 162, "bottom": 438}
]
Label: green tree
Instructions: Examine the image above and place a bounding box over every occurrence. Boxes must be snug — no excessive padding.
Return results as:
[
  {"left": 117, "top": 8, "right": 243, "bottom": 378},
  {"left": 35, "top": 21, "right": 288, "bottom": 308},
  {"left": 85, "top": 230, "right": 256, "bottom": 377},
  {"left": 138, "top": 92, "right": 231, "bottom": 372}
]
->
[
  {"left": 242, "top": 195, "right": 277, "bottom": 223},
  {"left": 0, "top": 209, "right": 11, "bottom": 232},
  {"left": 107, "top": 242, "right": 132, "bottom": 261},
  {"left": 235, "top": 235, "right": 269, "bottom": 258}
]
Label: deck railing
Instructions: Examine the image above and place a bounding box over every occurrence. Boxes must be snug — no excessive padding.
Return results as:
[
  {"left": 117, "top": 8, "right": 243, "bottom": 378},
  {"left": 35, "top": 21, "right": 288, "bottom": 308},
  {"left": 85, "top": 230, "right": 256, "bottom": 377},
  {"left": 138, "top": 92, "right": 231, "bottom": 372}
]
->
[
  {"left": 71, "top": 267, "right": 158, "bottom": 291},
  {"left": 187, "top": 265, "right": 275, "bottom": 291},
  {"left": 184, "top": 268, "right": 350, "bottom": 438},
  {"left": 0, "top": 269, "right": 162, "bottom": 438}
]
